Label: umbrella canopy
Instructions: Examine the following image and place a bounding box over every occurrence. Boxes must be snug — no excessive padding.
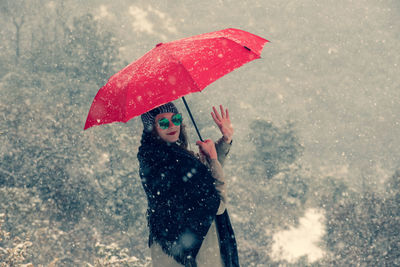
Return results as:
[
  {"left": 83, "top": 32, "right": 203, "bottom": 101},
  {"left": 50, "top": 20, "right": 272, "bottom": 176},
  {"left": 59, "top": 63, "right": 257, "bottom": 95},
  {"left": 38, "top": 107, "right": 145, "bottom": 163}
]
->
[{"left": 84, "top": 28, "right": 268, "bottom": 130}]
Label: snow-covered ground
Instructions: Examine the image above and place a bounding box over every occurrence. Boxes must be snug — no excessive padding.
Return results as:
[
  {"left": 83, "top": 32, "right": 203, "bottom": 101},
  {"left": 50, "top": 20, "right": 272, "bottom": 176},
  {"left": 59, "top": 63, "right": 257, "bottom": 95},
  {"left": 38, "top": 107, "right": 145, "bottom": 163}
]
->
[{"left": 271, "top": 208, "right": 325, "bottom": 263}]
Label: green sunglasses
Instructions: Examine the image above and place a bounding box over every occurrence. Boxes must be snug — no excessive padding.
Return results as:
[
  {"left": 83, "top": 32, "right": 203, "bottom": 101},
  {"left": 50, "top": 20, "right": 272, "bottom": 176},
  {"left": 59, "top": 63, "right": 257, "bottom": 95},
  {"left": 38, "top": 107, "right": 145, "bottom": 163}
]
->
[{"left": 157, "top": 113, "right": 183, "bottom": 130}]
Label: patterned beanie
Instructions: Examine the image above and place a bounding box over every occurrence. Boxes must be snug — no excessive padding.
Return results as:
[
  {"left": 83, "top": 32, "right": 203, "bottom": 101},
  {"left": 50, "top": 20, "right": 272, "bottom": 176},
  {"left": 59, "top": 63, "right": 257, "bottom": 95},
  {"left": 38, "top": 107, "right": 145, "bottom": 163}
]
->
[{"left": 141, "top": 102, "right": 179, "bottom": 132}]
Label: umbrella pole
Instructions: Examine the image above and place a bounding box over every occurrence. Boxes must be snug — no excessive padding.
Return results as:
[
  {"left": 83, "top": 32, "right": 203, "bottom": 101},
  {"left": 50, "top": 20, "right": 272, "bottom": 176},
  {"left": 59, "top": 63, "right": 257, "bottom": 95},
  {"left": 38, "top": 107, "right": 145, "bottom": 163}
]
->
[{"left": 181, "top": 96, "right": 203, "bottom": 142}]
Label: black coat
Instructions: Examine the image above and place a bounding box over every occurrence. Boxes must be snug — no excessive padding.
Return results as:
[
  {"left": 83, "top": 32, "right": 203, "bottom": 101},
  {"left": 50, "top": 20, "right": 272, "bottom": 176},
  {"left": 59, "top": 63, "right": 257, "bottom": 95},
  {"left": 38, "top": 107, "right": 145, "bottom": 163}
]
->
[{"left": 137, "top": 132, "right": 239, "bottom": 267}]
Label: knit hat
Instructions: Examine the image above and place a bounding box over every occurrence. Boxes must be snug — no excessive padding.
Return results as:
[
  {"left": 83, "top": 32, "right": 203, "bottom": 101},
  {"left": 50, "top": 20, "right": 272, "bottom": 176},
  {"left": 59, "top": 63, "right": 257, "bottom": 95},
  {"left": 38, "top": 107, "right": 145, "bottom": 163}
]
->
[{"left": 141, "top": 102, "right": 179, "bottom": 132}]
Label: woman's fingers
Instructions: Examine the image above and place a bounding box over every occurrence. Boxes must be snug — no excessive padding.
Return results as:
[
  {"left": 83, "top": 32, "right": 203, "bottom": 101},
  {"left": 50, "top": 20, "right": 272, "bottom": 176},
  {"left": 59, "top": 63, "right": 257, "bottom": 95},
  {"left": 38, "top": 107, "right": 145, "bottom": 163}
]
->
[
  {"left": 211, "top": 111, "right": 220, "bottom": 125},
  {"left": 204, "top": 139, "right": 214, "bottom": 145},
  {"left": 212, "top": 105, "right": 229, "bottom": 120},
  {"left": 197, "top": 140, "right": 215, "bottom": 149},
  {"left": 196, "top": 140, "right": 208, "bottom": 150},
  {"left": 196, "top": 139, "right": 217, "bottom": 159},
  {"left": 212, "top": 106, "right": 222, "bottom": 121},
  {"left": 219, "top": 105, "right": 225, "bottom": 118},
  {"left": 212, "top": 105, "right": 230, "bottom": 130}
]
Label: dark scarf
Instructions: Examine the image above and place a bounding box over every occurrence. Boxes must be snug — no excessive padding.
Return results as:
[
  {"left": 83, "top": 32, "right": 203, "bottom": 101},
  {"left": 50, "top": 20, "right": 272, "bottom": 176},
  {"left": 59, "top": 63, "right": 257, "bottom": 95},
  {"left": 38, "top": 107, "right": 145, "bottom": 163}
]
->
[{"left": 137, "top": 131, "right": 239, "bottom": 266}]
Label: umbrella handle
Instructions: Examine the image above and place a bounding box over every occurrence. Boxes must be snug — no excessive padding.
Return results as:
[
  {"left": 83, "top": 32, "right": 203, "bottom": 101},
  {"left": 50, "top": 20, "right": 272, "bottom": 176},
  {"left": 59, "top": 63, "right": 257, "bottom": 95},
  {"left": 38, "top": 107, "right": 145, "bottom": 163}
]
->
[{"left": 181, "top": 96, "right": 204, "bottom": 142}]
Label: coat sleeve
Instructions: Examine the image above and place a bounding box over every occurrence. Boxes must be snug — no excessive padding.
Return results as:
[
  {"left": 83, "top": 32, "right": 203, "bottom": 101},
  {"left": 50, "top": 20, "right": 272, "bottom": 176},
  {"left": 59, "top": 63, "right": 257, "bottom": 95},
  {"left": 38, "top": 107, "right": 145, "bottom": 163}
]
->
[
  {"left": 209, "top": 159, "right": 227, "bottom": 215},
  {"left": 215, "top": 137, "right": 232, "bottom": 167}
]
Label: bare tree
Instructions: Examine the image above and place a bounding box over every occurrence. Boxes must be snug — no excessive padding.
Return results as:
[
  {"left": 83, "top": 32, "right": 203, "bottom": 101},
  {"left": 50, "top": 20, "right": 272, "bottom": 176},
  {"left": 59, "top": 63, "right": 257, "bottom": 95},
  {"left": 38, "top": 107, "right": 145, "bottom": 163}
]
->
[{"left": 0, "top": 0, "right": 30, "bottom": 65}]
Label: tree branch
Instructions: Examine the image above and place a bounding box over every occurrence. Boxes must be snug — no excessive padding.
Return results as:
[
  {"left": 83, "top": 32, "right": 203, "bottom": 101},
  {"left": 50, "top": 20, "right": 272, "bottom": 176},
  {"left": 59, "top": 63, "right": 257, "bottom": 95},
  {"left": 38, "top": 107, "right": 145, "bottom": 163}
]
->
[{"left": 0, "top": 167, "right": 17, "bottom": 179}]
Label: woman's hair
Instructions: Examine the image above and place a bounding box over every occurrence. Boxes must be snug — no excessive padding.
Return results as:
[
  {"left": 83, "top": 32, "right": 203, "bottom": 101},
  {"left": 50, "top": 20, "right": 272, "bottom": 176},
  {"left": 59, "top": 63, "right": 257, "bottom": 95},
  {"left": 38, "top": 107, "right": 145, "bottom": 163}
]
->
[{"left": 141, "top": 121, "right": 190, "bottom": 151}]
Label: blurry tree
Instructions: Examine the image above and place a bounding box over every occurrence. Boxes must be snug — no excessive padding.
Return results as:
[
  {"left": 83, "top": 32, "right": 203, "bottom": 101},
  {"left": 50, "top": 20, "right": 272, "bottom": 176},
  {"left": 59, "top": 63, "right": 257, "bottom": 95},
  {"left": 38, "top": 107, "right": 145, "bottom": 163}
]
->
[
  {"left": 26, "top": 0, "right": 70, "bottom": 73},
  {"left": 0, "top": 0, "right": 30, "bottom": 65},
  {"left": 324, "top": 189, "right": 400, "bottom": 266},
  {"left": 386, "top": 169, "right": 400, "bottom": 200},
  {"left": 0, "top": 1, "right": 148, "bottom": 247},
  {"left": 248, "top": 119, "right": 304, "bottom": 179},
  {"left": 90, "top": 241, "right": 151, "bottom": 267},
  {"left": 308, "top": 176, "right": 350, "bottom": 209},
  {"left": 227, "top": 119, "right": 309, "bottom": 266},
  {"left": 0, "top": 0, "right": 120, "bottom": 87},
  {"left": 0, "top": 5, "right": 144, "bottom": 262},
  {"left": 64, "top": 13, "right": 120, "bottom": 86},
  {"left": 0, "top": 213, "right": 33, "bottom": 266},
  {"left": 0, "top": 75, "right": 148, "bottom": 263}
]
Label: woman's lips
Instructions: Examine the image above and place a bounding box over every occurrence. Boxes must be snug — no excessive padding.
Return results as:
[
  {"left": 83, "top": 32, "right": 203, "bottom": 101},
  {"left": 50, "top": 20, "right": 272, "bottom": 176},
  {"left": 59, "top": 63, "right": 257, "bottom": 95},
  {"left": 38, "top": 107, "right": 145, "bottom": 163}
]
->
[{"left": 167, "top": 131, "right": 177, "bottom": 135}]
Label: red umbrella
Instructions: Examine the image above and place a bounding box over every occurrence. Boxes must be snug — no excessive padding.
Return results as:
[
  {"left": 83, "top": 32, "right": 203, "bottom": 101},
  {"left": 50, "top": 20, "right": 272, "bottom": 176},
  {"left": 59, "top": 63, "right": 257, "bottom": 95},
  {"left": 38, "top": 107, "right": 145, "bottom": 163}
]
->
[{"left": 84, "top": 28, "right": 268, "bottom": 139}]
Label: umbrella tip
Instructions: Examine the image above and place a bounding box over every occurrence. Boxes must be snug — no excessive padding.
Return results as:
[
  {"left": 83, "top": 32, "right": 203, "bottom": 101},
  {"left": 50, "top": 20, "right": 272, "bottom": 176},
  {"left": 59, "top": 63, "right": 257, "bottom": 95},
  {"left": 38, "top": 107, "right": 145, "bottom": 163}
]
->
[{"left": 156, "top": 43, "right": 163, "bottom": 47}]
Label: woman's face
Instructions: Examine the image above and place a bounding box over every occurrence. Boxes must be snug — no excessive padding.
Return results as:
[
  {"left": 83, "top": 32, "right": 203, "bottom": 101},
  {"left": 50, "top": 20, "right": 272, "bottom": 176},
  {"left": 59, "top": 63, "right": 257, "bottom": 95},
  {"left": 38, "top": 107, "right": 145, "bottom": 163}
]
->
[{"left": 154, "top": 113, "right": 181, "bottom": 143}]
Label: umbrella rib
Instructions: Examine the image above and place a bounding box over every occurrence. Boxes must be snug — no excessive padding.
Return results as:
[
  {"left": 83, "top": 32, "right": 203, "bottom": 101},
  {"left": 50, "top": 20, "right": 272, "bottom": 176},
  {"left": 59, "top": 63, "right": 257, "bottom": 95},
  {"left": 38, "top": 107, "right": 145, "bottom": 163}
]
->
[
  {"left": 167, "top": 37, "right": 262, "bottom": 88},
  {"left": 123, "top": 56, "right": 146, "bottom": 122},
  {"left": 162, "top": 46, "right": 202, "bottom": 92},
  {"left": 220, "top": 36, "right": 262, "bottom": 59},
  {"left": 160, "top": 47, "right": 206, "bottom": 141}
]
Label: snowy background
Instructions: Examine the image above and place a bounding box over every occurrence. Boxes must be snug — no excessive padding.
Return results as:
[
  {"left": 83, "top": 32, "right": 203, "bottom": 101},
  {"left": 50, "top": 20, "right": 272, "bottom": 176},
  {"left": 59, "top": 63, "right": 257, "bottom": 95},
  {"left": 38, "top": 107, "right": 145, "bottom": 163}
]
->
[{"left": 1, "top": 0, "right": 399, "bottom": 266}]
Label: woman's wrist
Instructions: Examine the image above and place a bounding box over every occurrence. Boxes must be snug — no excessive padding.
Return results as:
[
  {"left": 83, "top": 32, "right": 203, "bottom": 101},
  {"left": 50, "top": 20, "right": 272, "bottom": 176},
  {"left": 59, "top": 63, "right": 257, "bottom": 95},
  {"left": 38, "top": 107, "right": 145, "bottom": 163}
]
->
[
  {"left": 209, "top": 153, "right": 218, "bottom": 160},
  {"left": 223, "top": 136, "right": 232, "bottom": 144}
]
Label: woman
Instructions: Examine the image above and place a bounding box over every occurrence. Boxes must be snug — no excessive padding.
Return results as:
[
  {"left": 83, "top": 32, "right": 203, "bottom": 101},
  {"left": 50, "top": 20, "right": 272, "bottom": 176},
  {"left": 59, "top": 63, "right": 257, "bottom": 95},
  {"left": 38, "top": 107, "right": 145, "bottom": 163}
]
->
[{"left": 137, "top": 102, "right": 239, "bottom": 267}]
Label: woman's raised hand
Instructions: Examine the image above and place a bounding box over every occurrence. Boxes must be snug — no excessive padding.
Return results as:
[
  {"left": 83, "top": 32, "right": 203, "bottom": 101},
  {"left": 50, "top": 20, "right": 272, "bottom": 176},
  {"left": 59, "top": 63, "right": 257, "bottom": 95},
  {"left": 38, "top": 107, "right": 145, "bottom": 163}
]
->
[
  {"left": 196, "top": 139, "right": 218, "bottom": 160},
  {"left": 211, "top": 105, "right": 233, "bottom": 143}
]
